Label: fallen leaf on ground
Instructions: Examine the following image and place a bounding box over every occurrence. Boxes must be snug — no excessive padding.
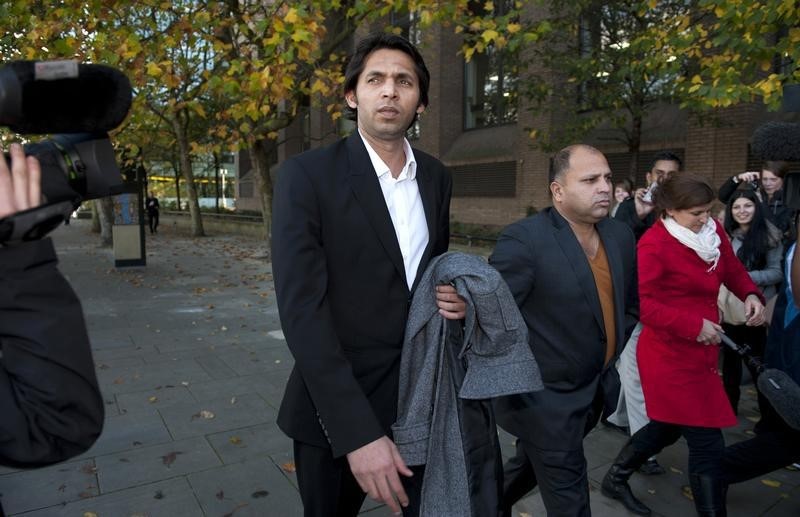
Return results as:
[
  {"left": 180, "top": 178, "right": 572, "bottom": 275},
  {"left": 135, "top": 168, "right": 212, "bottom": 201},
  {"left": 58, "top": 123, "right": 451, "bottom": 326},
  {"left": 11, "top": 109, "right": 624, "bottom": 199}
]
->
[
  {"left": 229, "top": 436, "right": 242, "bottom": 445},
  {"left": 282, "top": 461, "right": 296, "bottom": 473},
  {"left": 761, "top": 479, "right": 782, "bottom": 488},
  {"left": 216, "top": 490, "right": 225, "bottom": 500},
  {"left": 252, "top": 490, "right": 269, "bottom": 498},
  {"left": 230, "top": 397, "right": 237, "bottom": 404},
  {"left": 669, "top": 466, "right": 684, "bottom": 474},
  {"left": 161, "top": 451, "right": 182, "bottom": 466},
  {"left": 191, "top": 410, "right": 215, "bottom": 420},
  {"left": 83, "top": 513, "right": 98, "bottom": 517},
  {"left": 154, "top": 490, "right": 164, "bottom": 499},
  {"left": 148, "top": 396, "right": 158, "bottom": 403},
  {"left": 681, "top": 484, "right": 694, "bottom": 501}
]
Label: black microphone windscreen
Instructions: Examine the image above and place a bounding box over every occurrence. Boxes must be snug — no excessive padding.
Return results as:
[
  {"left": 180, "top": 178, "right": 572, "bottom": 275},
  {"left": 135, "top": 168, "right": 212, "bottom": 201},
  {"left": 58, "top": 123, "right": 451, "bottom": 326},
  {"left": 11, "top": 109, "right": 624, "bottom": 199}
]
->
[
  {"left": 0, "top": 60, "right": 132, "bottom": 134},
  {"left": 757, "top": 368, "right": 800, "bottom": 431},
  {"left": 751, "top": 121, "right": 800, "bottom": 162}
]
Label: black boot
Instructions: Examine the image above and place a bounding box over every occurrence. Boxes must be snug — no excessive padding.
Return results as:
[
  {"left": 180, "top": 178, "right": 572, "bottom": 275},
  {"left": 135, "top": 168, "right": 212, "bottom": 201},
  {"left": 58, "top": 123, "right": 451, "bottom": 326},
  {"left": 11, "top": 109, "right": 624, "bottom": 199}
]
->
[
  {"left": 689, "top": 474, "right": 727, "bottom": 517},
  {"left": 601, "top": 440, "right": 652, "bottom": 516}
]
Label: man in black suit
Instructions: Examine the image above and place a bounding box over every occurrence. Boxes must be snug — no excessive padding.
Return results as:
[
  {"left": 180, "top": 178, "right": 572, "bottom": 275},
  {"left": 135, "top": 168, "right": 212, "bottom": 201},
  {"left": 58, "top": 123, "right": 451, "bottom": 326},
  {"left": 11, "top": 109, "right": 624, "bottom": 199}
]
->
[
  {"left": 490, "top": 145, "right": 638, "bottom": 516},
  {"left": 271, "top": 34, "right": 465, "bottom": 517}
]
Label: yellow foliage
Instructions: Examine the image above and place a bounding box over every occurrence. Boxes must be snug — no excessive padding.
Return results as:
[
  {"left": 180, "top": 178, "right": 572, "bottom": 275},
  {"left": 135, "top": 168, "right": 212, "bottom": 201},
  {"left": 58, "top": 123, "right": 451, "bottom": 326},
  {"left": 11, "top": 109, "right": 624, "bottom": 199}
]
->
[
  {"left": 691, "top": 74, "right": 702, "bottom": 84},
  {"left": 507, "top": 23, "right": 521, "bottom": 34},
  {"left": 285, "top": 8, "right": 300, "bottom": 25},
  {"left": 146, "top": 62, "right": 161, "bottom": 77},
  {"left": 311, "top": 78, "right": 328, "bottom": 95}
]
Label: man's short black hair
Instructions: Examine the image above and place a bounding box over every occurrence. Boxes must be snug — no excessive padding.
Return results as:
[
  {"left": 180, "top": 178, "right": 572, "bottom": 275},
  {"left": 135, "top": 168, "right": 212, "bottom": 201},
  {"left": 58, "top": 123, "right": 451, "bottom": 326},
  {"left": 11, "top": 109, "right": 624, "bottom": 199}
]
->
[
  {"left": 342, "top": 33, "right": 430, "bottom": 125},
  {"left": 650, "top": 151, "right": 683, "bottom": 171}
]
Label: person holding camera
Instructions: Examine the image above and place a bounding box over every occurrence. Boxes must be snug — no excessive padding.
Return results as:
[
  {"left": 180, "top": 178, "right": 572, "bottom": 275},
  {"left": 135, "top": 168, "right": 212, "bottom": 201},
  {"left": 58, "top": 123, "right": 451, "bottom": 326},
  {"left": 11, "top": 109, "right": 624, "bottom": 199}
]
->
[
  {"left": 718, "top": 161, "right": 794, "bottom": 240},
  {"left": 614, "top": 151, "right": 683, "bottom": 241},
  {"left": 0, "top": 144, "right": 104, "bottom": 512},
  {"left": 719, "top": 189, "right": 783, "bottom": 421}
]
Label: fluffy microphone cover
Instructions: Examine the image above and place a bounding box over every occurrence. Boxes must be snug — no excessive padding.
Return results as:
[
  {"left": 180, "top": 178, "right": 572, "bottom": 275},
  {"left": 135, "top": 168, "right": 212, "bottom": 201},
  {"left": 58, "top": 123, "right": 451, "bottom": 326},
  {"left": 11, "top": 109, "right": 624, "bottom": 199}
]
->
[
  {"left": 751, "top": 121, "right": 800, "bottom": 162},
  {"left": 757, "top": 368, "right": 800, "bottom": 431},
  {"left": 0, "top": 61, "right": 132, "bottom": 134}
]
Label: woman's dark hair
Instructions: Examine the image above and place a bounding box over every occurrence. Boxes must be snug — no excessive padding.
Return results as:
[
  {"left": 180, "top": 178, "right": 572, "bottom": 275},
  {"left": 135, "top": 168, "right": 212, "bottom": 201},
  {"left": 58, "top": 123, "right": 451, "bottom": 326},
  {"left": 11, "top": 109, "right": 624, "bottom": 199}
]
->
[
  {"left": 724, "top": 189, "right": 778, "bottom": 270},
  {"left": 342, "top": 33, "right": 430, "bottom": 126},
  {"left": 762, "top": 160, "right": 789, "bottom": 179},
  {"left": 614, "top": 178, "right": 633, "bottom": 195},
  {"left": 654, "top": 174, "right": 715, "bottom": 217}
]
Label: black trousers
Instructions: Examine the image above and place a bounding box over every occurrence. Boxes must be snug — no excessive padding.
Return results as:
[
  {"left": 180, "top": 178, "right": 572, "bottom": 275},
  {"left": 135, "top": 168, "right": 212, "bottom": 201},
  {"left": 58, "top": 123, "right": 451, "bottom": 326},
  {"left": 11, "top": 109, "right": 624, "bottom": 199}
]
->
[
  {"left": 631, "top": 420, "right": 724, "bottom": 478},
  {"left": 721, "top": 322, "right": 767, "bottom": 415},
  {"left": 501, "top": 382, "right": 606, "bottom": 517},
  {"left": 148, "top": 211, "right": 159, "bottom": 233},
  {"left": 722, "top": 402, "right": 800, "bottom": 485},
  {"left": 293, "top": 440, "right": 424, "bottom": 517}
]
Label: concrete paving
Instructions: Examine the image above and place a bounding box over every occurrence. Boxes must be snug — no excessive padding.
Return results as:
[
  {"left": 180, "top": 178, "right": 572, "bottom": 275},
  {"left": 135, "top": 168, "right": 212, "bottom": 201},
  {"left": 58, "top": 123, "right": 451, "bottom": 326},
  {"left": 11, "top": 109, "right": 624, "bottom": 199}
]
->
[{"left": 1, "top": 218, "right": 797, "bottom": 516}]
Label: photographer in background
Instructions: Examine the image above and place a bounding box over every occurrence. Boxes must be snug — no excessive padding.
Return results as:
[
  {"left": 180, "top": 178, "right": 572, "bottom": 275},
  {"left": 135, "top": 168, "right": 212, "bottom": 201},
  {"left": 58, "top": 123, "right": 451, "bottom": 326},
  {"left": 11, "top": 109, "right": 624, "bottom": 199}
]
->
[
  {"left": 718, "top": 161, "right": 794, "bottom": 240},
  {"left": 0, "top": 144, "right": 104, "bottom": 488}
]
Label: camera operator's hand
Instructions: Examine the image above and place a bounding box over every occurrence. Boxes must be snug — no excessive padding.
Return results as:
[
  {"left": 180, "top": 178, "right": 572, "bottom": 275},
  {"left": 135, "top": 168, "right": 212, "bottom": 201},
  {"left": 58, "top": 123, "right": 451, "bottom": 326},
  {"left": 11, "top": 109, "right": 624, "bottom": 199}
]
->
[
  {"left": 0, "top": 143, "right": 41, "bottom": 219},
  {"left": 634, "top": 187, "right": 656, "bottom": 219}
]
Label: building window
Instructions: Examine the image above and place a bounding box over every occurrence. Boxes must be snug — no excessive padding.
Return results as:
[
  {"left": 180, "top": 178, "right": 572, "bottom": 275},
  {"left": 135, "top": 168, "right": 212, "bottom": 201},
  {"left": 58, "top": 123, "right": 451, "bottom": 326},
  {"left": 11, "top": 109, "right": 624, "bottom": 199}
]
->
[
  {"left": 463, "top": 1, "right": 518, "bottom": 129},
  {"left": 451, "top": 161, "right": 516, "bottom": 198}
]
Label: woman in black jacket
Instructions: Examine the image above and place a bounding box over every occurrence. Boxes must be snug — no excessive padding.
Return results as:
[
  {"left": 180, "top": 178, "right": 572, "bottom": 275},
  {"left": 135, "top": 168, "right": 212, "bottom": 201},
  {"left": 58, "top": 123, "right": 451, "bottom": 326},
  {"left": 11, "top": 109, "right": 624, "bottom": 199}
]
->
[
  {"left": 720, "top": 189, "right": 783, "bottom": 418},
  {"left": 718, "top": 161, "right": 794, "bottom": 240}
]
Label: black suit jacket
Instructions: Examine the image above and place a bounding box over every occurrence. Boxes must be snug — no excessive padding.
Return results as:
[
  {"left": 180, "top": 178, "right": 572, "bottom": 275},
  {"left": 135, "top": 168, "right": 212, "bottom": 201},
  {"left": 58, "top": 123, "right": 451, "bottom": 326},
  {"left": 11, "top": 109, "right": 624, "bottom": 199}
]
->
[
  {"left": 489, "top": 207, "right": 637, "bottom": 450},
  {"left": 271, "top": 132, "right": 452, "bottom": 458}
]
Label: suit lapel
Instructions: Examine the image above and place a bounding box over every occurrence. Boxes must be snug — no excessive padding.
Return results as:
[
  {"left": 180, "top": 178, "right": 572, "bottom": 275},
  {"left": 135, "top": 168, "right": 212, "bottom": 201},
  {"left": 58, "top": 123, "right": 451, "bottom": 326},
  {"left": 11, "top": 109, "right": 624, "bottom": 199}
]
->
[
  {"left": 345, "top": 133, "right": 408, "bottom": 288},
  {"left": 549, "top": 209, "right": 606, "bottom": 335},
  {"left": 411, "top": 158, "right": 436, "bottom": 292},
  {"left": 597, "top": 219, "right": 625, "bottom": 349}
]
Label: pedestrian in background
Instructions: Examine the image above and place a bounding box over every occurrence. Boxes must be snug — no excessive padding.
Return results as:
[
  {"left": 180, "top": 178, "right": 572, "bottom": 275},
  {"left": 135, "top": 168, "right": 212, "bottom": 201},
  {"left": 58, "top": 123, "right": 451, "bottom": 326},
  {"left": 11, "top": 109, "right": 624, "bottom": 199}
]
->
[
  {"left": 145, "top": 191, "right": 159, "bottom": 234},
  {"left": 720, "top": 189, "right": 783, "bottom": 420},
  {"left": 718, "top": 161, "right": 794, "bottom": 240}
]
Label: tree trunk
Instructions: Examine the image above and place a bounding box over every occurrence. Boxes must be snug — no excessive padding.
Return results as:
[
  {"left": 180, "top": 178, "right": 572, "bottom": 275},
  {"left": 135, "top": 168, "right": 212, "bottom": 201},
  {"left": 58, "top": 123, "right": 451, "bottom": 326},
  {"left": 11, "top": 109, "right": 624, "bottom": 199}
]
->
[
  {"left": 96, "top": 197, "right": 114, "bottom": 247},
  {"left": 214, "top": 152, "right": 221, "bottom": 213},
  {"left": 250, "top": 138, "right": 276, "bottom": 248},
  {"left": 90, "top": 201, "right": 101, "bottom": 233},
  {"left": 628, "top": 113, "right": 643, "bottom": 185},
  {"left": 174, "top": 165, "right": 181, "bottom": 210},
  {"left": 172, "top": 111, "right": 204, "bottom": 237}
]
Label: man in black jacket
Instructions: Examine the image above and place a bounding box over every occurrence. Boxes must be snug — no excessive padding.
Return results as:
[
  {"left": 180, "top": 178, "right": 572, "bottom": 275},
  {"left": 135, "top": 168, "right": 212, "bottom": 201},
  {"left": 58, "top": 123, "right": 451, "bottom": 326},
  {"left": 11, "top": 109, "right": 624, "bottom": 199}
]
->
[
  {"left": 491, "top": 145, "right": 638, "bottom": 516},
  {"left": 614, "top": 151, "right": 683, "bottom": 240},
  {"left": 272, "top": 34, "right": 465, "bottom": 517},
  {"left": 0, "top": 144, "right": 104, "bottom": 513}
]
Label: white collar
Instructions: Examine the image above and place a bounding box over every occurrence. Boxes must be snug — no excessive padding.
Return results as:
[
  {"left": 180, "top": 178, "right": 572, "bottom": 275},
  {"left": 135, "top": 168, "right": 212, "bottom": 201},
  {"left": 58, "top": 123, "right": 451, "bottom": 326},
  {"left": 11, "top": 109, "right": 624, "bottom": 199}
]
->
[{"left": 358, "top": 128, "right": 417, "bottom": 180}]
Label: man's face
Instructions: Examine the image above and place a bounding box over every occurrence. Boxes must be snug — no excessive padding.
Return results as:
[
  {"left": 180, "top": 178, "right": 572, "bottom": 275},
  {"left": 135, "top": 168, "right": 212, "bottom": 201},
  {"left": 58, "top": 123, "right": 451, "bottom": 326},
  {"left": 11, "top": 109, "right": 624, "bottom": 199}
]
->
[
  {"left": 646, "top": 159, "right": 680, "bottom": 185},
  {"left": 551, "top": 148, "right": 612, "bottom": 224},
  {"left": 345, "top": 48, "right": 424, "bottom": 144}
]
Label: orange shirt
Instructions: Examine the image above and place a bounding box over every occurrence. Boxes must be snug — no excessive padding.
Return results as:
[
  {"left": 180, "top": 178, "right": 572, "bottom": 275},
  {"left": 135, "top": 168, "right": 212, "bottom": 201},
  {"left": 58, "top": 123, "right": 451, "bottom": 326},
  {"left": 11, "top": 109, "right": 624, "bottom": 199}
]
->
[{"left": 588, "top": 241, "right": 616, "bottom": 365}]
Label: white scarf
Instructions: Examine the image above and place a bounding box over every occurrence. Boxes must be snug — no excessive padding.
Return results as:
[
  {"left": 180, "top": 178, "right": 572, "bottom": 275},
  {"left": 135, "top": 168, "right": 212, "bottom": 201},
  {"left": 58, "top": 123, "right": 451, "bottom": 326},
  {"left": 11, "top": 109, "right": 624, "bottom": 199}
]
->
[{"left": 663, "top": 216, "right": 721, "bottom": 271}]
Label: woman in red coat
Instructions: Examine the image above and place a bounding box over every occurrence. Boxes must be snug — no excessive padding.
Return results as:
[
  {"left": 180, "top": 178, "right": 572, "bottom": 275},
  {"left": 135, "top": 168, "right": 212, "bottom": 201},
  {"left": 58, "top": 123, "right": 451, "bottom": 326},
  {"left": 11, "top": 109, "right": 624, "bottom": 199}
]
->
[{"left": 601, "top": 175, "right": 765, "bottom": 517}]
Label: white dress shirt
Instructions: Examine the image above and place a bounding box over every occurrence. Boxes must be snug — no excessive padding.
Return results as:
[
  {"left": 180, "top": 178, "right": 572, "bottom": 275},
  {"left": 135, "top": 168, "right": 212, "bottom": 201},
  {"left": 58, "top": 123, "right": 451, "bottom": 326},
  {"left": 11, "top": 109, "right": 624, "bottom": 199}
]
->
[{"left": 359, "top": 130, "right": 429, "bottom": 289}]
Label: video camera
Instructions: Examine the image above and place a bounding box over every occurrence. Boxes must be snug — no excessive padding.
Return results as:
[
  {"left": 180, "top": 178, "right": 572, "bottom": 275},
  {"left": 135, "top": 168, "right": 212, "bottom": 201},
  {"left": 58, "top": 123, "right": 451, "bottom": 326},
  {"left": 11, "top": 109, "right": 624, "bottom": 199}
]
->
[
  {"left": 0, "top": 60, "right": 132, "bottom": 243},
  {"left": 751, "top": 84, "right": 800, "bottom": 209}
]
